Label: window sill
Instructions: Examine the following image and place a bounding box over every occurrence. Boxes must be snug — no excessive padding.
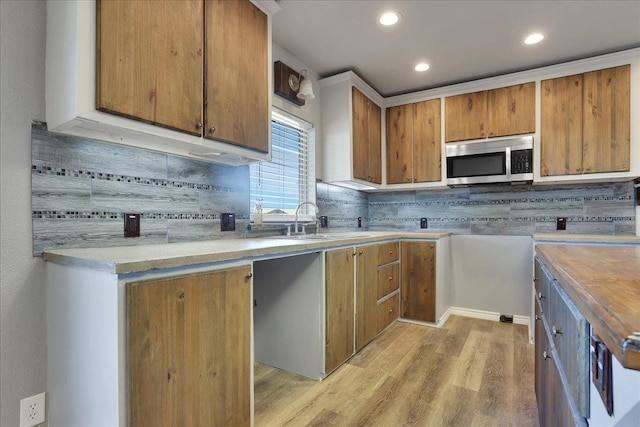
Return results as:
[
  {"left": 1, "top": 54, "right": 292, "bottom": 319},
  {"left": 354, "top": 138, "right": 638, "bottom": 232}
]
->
[{"left": 250, "top": 214, "right": 314, "bottom": 224}]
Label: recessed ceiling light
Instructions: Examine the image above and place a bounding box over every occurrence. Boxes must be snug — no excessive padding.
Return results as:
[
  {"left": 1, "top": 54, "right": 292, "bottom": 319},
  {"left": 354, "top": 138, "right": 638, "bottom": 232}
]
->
[
  {"left": 379, "top": 12, "right": 400, "bottom": 26},
  {"left": 524, "top": 33, "right": 545, "bottom": 45},
  {"left": 415, "top": 63, "right": 430, "bottom": 72}
]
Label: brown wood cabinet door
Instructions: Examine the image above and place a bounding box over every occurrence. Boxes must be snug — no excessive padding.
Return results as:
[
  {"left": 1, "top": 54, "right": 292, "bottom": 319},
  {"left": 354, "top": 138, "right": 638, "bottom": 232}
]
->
[
  {"left": 401, "top": 241, "right": 436, "bottom": 322},
  {"left": 352, "top": 87, "right": 369, "bottom": 182},
  {"left": 582, "top": 65, "right": 630, "bottom": 174},
  {"left": 413, "top": 99, "right": 441, "bottom": 183},
  {"left": 377, "top": 263, "right": 399, "bottom": 300},
  {"left": 487, "top": 82, "right": 535, "bottom": 138},
  {"left": 326, "top": 248, "right": 355, "bottom": 373},
  {"left": 378, "top": 241, "right": 399, "bottom": 265},
  {"left": 540, "top": 74, "right": 584, "bottom": 176},
  {"left": 356, "top": 245, "right": 378, "bottom": 350},
  {"left": 96, "top": 0, "right": 204, "bottom": 135},
  {"left": 204, "top": 0, "right": 269, "bottom": 152},
  {"left": 368, "top": 99, "right": 383, "bottom": 184},
  {"left": 445, "top": 91, "right": 487, "bottom": 142},
  {"left": 386, "top": 104, "right": 414, "bottom": 184},
  {"left": 377, "top": 293, "right": 399, "bottom": 334},
  {"left": 127, "top": 266, "right": 252, "bottom": 427}
]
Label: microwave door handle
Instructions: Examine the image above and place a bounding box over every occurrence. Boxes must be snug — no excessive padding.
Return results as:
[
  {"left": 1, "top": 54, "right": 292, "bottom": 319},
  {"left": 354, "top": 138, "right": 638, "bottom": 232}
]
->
[{"left": 505, "top": 147, "right": 511, "bottom": 179}]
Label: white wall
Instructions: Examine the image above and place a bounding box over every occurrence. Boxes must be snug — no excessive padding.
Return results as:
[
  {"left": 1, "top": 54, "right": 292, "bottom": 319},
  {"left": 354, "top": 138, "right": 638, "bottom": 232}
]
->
[
  {"left": 0, "top": 1, "right": 48, "bottom": 425},
  {"left": 272, "top": 44, "right": 323, "bottom": 180},
  {"left": 450, "top": 235, "right": 533, "bottom": 317}
]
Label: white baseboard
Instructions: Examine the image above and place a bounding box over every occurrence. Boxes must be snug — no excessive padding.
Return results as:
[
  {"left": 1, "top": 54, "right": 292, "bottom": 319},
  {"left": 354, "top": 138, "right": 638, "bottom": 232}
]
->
[
  {"left": 437, "top": 306, "right": 452, "bottom": 327},
  {"left": 448, "top": 306, "right": 530, "bottom": 326},
  {"left": 398, "top": 306, "right": 529, "bottom": 328}
]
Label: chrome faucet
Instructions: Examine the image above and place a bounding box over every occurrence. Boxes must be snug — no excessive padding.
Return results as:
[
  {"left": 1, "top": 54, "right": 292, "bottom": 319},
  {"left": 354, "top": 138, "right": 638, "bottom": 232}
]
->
[{"left": 294, "top": 201, "right": 319, "bottom": 235}]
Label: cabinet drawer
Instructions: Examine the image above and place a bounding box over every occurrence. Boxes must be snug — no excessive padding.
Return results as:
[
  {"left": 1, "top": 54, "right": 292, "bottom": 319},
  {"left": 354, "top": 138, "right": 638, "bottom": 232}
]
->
[
  {"left": 378, "top": 242, "right": 399, "bottom": 265},
  {"left": 534, "top": 258, "right": 552, "bottom": 315},
  {"left": 549, "top": 280, "right": 590, "bottom": 419},
  {"left": 377, "top": 263, "right": 399, "bottom": 300},
  {"left": 377, "top": 293, "right": 399, "bottom": 334}
]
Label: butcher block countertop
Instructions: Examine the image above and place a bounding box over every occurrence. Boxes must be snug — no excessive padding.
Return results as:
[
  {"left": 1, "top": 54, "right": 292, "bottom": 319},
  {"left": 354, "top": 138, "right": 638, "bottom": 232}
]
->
[
  {"left": 536, "top": 244, "right": 640, "bottom": 371},
  {"left": 42, "top": 231, "right": 449, "bottom": 274}
]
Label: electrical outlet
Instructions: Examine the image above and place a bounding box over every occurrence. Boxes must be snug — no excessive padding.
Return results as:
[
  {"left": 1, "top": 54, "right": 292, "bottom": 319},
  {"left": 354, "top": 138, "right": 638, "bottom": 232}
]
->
[
  {"left": 124, "top": 213, "right": 140, "bottom": 237},
  {"left": 556, "top": 217, "right": 567, "bottom": 231},
  {"left": 20, "top": 393, "right": 45, "bottom": 427},
  {"left": 420, "top": 218, "right": 428, "bottom": 229},
  {"left": 221, "top": 213, "right": 236, "bottom": 231}
]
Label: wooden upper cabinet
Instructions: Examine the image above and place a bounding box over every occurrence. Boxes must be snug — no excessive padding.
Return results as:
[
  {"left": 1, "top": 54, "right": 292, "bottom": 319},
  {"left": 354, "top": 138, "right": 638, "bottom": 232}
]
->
[
  {"left": 386, "top": 104, "right": 414, "bottom": 184},
  {"left": 413, "top": 99, "right": 442, "bottom": 183},
  {"left": 352, "top": 87, "right": 382, "bottom": 184},
  {"left": 582, "top": 65, "right": 630, "bottom": 174},
  {"left": 487, "top": 82, "right": 535, "bottom": 137},
  {"left": 445, "top": 83, "right": 534, "bottom": 142},
  {"left": 368, "top": 100, "right": 383, "bottom": 183},
  {"left": 540, "top": 64, "right": 630, "bottom": 177},
  {"left": 445, "top": 91, "right": 487, "bottom": 142},
  {"left": 96, "top": 0, "right": 204, "bottom": 135},
  {"left": 352, "top": 87, "right": 368, "bottom": 181},
  {"left": 205, "top": 0, "right": 269, "bottom": 152},
  {"left": 541, "top": 74, "right": 584, "bottom": 176},
  {"left": 387, "top": 100, "right": 441, "bottom": 184}
]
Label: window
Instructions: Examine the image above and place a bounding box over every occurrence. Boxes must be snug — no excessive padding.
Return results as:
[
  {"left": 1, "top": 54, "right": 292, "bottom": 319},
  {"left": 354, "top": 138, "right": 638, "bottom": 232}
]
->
[{"left": 250, "top": 109, "right": 315, "bottom": 221}]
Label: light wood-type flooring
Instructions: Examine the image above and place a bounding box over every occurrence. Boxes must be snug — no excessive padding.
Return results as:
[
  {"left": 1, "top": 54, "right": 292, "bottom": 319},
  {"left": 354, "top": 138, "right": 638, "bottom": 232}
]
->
[{"left": 254, "top": 315, "right": 539, "bottom": 427}]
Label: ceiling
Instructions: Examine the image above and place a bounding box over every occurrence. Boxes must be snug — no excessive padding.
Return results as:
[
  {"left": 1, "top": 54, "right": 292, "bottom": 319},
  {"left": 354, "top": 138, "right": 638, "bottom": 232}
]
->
[{"left": 272, "top": 0, "right": 640, "bottom": 97}]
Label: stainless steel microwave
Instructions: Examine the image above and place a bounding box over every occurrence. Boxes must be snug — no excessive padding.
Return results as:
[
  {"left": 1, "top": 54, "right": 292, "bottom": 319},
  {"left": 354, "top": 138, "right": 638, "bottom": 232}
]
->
[{"left": 446, "top": 136, "right": 533, "bottom": 185}]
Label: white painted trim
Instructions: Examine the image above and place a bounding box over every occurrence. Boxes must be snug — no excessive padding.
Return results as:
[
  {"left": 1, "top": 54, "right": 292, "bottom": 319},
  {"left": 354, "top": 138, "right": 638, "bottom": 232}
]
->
[
  {"left": 437, "top": 306, "right": 453, "bottom": 327},
  {"left": 250, "top": 0, "right": 281, "bottom": 15},
  {"left": 397, "top": 318, "right": 439, "bottom": 328},
  {"left": 318, "top": 71, "right": 385, "bottom": 106},
  {"left": 386, "top": 48, "right": 640, "bottom": 106},
  {"left": 449, "top": 306, "right": 530, "bottom": 326}
]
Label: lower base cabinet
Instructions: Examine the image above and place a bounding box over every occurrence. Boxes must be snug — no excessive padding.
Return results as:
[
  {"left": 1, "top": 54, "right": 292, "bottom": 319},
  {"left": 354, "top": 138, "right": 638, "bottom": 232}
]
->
[
  {"left": 356, "top": 245, "right": 379, "bottom": 350},
  {"left": 126, "top": 266, "right": 252, "bottom": 427},
  {"left": 377, "top": 293, "right": 399, "bottom": 333},
  {"left": 534, "top": 257, "right": 588, "bottom": 427},
  {"left": 401, "top": 241, "right": 436, "bottom": 322},
  {"left": 325, "top": 248, "right": 355, "bottom": 373}
]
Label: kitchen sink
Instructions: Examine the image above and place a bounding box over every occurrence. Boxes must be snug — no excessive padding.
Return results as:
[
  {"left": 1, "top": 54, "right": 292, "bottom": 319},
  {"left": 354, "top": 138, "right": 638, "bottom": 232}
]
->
[{"left": 268, "top": 233, "right": 371, "bottom": 240}]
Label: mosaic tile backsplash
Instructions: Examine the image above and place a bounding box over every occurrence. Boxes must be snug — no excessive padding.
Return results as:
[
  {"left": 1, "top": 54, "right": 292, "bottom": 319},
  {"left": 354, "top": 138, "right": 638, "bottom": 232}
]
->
[
  {"left": 32, "top": 126, "right": 249, "bottom": 255},
  {"left": 367, "top": 182, "right": 636, "bottom": 235},
  {"left": 32, "top": 125, "right": 636, "bottom": 255}
]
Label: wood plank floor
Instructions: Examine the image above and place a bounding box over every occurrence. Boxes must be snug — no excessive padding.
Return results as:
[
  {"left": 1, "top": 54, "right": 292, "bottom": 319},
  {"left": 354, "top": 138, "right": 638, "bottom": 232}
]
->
[{"left": 254, "top": 315, "right": 539, "bottom": 427}]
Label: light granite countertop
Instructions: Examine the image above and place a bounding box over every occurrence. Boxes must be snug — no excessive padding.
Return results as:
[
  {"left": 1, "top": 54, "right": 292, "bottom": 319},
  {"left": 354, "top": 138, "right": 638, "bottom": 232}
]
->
[
  {"left": 533, "top": 233, "right": 640, "bottom": 245},
  {"left": 42, "top": 231, "right": 450, "bottom": 274}
]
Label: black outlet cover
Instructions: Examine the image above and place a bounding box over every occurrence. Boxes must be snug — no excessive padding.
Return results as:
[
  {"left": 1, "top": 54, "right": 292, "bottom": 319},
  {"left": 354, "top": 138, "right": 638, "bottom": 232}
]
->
[
  {"left": 221, "top": 213, "right": 236, "bottom": 232},
  {"left": 124, "top": 213, "right": 140, "bottom": 237},
  {"left": 556, "top": 217, "right": 567, "bottom": 231},
  {"left": 320, "top": 216, "right": 328, "bottom": 228},
  {"left": 420, "top": 218, "right": 428, "bottom": 229}
]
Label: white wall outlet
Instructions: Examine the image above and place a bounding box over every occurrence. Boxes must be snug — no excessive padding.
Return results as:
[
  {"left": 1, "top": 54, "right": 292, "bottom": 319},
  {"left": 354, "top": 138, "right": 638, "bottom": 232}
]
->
[{"left": 20, "top": 392, "right": 46, "bottom": 427}]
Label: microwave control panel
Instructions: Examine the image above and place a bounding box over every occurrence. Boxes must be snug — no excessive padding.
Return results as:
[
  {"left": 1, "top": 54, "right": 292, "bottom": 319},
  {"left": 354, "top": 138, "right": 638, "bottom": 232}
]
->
[{"left": 511, "top": 150, "right": 532, "bottom": 174}]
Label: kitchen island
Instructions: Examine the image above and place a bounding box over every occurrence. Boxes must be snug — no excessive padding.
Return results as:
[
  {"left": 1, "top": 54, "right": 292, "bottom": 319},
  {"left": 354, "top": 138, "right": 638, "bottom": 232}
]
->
[{"left": 534, "top": 243, "right": 640, "bottom": 427}]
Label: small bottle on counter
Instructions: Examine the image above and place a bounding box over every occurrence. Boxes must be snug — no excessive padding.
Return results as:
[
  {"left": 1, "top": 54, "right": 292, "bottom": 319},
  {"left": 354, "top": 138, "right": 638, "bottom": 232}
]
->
[{"left": 254, "top": 200, "right": 263, "bottom": 225}]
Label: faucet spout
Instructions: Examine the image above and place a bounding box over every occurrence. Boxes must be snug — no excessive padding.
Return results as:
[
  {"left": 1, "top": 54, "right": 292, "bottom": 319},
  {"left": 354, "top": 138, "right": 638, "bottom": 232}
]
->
[{"left": 294, "top": 201, "right": 319, "bottom": 234}]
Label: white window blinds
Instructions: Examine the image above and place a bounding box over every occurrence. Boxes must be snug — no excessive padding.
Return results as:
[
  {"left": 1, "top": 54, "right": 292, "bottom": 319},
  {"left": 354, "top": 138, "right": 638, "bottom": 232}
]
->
[{"left": 250, "top": 110, "right": 314, "bottom": 215}]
